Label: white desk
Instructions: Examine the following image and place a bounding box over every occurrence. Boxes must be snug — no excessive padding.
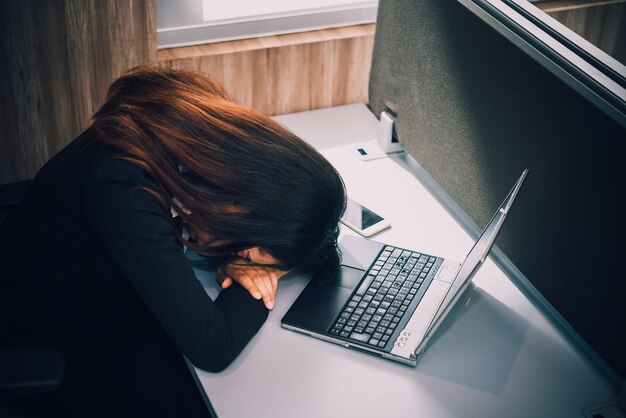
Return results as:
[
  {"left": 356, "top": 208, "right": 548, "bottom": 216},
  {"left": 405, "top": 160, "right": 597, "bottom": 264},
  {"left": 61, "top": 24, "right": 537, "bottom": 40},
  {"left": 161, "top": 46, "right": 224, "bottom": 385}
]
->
[{"left": 191, "top": 104, "right": 616, "bottom": 418}]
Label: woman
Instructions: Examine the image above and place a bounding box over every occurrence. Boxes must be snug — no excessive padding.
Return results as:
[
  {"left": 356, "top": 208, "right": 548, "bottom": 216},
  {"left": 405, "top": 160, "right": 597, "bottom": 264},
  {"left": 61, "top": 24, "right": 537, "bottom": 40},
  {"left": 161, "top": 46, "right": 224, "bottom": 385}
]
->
[{"left": 0, "top": 66, "right": 346, "bottom": 417}]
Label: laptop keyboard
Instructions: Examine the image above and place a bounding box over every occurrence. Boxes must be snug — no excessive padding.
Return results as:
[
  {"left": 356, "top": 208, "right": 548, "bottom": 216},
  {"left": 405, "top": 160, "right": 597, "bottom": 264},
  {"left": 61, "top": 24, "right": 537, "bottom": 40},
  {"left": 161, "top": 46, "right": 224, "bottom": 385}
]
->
[{"left": 329, "top": 246, "right": 437, "bottom": 349}]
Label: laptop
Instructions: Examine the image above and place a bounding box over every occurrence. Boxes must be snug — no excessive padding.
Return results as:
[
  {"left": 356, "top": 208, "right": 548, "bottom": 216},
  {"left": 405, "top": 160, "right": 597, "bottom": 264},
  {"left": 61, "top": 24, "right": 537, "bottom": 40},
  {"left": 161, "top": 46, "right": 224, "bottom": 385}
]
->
[{"left": 281, "top": 169, "right": 528, "bottom": 366}]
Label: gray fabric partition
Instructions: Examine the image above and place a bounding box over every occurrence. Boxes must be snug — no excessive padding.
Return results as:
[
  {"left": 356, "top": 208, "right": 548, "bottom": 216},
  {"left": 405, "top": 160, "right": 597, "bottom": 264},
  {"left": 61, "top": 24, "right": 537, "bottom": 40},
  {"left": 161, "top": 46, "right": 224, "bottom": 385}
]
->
[{"left": 368, "top": 0, "right": 625, "bottom": 381}]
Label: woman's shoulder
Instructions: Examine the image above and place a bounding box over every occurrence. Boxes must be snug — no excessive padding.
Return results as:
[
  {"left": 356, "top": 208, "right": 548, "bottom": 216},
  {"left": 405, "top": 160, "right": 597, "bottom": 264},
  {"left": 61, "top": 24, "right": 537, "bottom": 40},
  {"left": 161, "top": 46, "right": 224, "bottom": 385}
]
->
[{"left": 79, "top": 138, "right": 152, "bottom": 189}]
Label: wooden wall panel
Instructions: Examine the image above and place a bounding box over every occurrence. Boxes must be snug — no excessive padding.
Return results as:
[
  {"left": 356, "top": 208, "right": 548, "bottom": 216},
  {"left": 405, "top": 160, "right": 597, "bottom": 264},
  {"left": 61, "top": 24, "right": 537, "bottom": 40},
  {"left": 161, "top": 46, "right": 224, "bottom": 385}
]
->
[
  {"left": 158, "top": 24, "right": 375, "bottom": 116},
  {"left": 0, "top": 0, "right": 156, "bottom": 184}
]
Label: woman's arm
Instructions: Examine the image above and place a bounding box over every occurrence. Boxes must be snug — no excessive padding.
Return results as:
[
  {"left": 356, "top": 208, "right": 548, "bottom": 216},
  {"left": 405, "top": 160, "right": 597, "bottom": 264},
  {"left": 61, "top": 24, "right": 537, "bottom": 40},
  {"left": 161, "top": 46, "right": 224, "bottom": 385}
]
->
[
  {"left": 83, "top": 158, "right": 268, "bottom": 372},
  {"left": 216, "top": 259, "right": 291, "bottom": 310}
]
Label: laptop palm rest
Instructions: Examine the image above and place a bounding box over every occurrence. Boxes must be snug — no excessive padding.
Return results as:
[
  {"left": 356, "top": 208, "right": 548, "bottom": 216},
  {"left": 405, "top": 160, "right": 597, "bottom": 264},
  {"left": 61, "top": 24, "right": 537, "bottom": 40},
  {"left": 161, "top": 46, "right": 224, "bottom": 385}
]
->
[{"left": 282, "top": 266, "right": 365, "bottom": 334}]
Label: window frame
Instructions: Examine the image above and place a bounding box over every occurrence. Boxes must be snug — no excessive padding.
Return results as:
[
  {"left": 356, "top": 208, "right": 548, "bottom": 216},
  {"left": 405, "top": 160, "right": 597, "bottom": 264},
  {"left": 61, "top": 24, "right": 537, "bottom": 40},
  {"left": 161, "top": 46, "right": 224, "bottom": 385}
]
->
[{"left": 457, "top": 0, "right": 626, "bottom": 128}]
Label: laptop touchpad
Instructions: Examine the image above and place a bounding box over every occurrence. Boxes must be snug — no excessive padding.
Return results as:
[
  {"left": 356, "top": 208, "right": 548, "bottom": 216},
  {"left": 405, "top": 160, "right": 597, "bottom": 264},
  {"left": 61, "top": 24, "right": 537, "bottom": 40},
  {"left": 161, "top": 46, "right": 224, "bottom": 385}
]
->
[{"left": 331, "top": 266, "right": 365, "bottom": 290}]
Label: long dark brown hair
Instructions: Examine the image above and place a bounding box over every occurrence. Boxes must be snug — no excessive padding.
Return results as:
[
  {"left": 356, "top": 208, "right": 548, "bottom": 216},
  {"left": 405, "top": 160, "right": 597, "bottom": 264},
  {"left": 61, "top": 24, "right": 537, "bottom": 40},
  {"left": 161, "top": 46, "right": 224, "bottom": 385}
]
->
[{"left": 90, "top": 66, "right": 346, "bottom": 273}]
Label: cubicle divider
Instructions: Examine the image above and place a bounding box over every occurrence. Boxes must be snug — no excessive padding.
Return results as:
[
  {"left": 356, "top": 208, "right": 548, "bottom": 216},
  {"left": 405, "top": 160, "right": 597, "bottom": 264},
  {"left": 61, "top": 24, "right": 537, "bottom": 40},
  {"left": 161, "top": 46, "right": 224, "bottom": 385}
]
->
[{"left": 368, "top": 0, "right": 625, "bottom": 387}]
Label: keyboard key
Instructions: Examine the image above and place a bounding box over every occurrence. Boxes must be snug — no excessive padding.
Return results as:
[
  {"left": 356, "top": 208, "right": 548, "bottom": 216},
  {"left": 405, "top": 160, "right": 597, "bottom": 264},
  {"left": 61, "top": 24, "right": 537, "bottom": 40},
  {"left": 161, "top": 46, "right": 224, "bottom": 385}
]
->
[
  {"left": 373, "top": 332, "right": 383, "bottom": 339},
  {"left": 356, "top": 274, "right": 376, "bottom": 296},
  {"left": 340, "top": 331, "right": 350, "bottom": 337},
  {"left": 350, "top": 332, "right": 370, "bottom": 342},
  {"left": 369, "top": 338, "right": 380, "bottom": 346},
  {"left": 365, "top": 327, "right": 375, "bottom": 334},
  {"left": 378, "top": 341, "right": 386, "bottom": 348}
]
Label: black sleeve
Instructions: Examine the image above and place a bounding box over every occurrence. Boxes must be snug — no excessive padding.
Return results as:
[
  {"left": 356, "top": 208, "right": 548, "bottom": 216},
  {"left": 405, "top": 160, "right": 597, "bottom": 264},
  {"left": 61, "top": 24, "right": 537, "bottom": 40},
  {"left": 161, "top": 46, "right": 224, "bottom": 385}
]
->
[{"left": 83, "top": 157, "right": 268, "bottom": 372}]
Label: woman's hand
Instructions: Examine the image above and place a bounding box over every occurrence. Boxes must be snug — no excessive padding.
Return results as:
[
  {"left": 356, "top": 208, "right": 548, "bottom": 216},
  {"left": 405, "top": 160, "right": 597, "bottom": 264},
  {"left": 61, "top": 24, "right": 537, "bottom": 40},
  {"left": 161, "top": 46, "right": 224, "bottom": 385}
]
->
[{"left": 216, "top": 258, "right": 289, "bottom": 310}]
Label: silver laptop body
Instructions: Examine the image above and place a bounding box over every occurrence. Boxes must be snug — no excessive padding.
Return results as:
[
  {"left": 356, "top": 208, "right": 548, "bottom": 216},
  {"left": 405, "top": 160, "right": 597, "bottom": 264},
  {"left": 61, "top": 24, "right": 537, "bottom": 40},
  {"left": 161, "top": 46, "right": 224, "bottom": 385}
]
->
[{"left": 282, "top": 169, "right": 528, "bottom": 366}]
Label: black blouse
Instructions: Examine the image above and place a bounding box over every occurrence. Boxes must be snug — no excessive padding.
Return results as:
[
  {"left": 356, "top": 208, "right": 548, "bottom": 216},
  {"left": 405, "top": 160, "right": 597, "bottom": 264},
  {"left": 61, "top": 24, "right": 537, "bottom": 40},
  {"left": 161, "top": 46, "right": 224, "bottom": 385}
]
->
[{"left": 0, "top": 128, "right": 268, "bottom": 372}]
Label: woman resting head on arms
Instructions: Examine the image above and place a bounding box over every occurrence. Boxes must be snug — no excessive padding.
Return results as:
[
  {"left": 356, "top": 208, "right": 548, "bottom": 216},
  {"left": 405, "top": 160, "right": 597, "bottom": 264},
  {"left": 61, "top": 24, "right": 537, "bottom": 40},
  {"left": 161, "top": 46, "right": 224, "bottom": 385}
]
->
[
  {"left": 93, "top": 65, "right": 347, "bottom": 307},
  {"left": 0, "top": 66, "right": 345, "bottom": 417}
]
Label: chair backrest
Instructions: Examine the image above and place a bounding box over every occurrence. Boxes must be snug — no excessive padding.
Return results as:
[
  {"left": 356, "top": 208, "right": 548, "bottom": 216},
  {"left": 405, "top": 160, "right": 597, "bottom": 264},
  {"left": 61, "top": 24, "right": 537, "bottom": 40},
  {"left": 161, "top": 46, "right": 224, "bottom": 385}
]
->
[
  {"left": 0, "top": 179, "right": 32, "bottom": 224},
  {"left": 0, "top": 178, "right": 65, "bottom": 399}
]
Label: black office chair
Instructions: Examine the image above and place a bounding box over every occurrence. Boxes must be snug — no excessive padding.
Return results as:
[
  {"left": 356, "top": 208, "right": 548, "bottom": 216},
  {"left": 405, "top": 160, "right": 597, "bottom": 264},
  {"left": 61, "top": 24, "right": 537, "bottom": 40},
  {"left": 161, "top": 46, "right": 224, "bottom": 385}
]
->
[
  {"left": 0, "top": 179, "right": 67, "bottom": 416},
  {"left": 0, "top": 180, "right": 32, "bottom": 224}
]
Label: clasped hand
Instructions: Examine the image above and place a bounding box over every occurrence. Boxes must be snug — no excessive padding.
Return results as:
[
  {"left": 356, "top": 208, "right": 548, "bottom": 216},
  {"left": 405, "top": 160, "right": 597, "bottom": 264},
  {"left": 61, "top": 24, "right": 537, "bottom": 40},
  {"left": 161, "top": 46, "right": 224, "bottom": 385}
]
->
[{"left": 216, "top": 257, "right": 289, "bottom": 310}]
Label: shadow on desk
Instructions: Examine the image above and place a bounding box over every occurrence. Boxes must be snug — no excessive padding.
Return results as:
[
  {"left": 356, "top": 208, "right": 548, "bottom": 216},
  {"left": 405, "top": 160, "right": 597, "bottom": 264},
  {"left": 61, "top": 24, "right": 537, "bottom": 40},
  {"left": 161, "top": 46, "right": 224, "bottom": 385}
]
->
[{"left": 418, "top": 285, "right": 530, "bottom": 395}]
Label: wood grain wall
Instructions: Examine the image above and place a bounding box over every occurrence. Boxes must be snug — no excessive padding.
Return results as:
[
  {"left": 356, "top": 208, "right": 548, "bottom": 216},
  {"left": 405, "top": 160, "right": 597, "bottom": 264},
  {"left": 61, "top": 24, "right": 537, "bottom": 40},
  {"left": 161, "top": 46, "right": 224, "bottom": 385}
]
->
[
  {"left": 0, "top": 0, "right": 156, "bottom": 184},
  {"left": 158, "top": 24, "right": 375, "bottom": 116}
]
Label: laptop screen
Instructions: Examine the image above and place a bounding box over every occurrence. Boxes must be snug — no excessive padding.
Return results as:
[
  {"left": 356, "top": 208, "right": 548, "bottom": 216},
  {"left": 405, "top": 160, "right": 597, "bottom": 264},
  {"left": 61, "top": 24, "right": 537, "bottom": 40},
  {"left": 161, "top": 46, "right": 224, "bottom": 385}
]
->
[{"left": 434, "top": 169, "right": 528, "bottom": 322}]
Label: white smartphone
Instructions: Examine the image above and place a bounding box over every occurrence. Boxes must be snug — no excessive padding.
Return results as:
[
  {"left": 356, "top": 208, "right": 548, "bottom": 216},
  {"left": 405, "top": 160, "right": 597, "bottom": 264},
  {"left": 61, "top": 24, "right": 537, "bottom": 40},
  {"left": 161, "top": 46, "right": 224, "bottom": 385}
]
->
[{"left": 340, "top": 198, "right": 391, "bottom": 237}]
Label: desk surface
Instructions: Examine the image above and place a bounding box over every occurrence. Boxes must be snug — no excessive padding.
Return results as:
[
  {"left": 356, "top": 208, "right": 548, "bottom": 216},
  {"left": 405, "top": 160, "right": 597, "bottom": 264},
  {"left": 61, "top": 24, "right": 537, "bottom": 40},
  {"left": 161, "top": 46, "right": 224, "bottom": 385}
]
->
[{"left": 191, "top": 104, "right": 616, "bottom": 418}]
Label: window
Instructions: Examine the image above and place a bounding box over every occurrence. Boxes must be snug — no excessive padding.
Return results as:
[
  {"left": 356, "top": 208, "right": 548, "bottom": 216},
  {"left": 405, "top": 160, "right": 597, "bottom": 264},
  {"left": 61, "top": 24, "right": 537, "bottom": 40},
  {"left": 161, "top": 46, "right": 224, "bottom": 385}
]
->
[{"left": 157, "top": 0, "right": 378, "bottom": 49}]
